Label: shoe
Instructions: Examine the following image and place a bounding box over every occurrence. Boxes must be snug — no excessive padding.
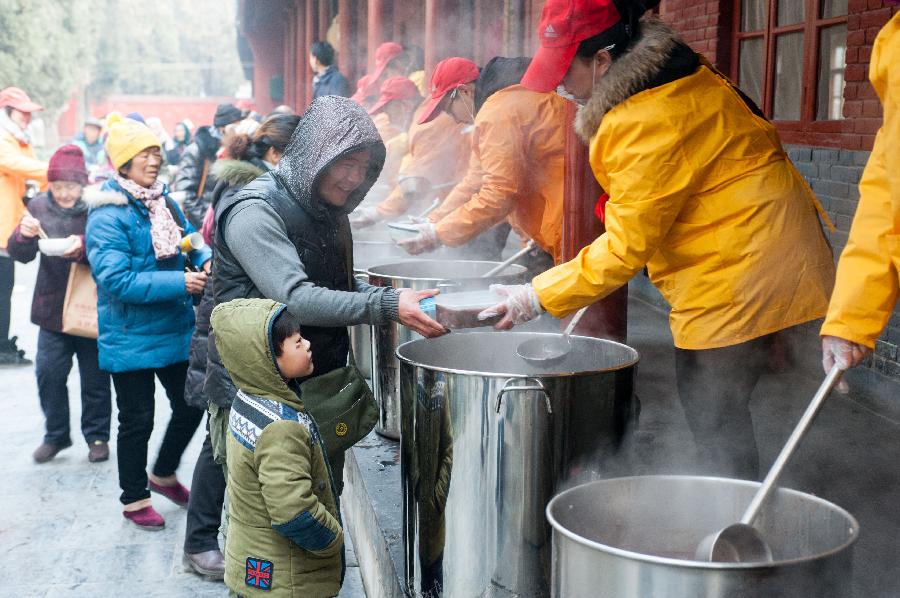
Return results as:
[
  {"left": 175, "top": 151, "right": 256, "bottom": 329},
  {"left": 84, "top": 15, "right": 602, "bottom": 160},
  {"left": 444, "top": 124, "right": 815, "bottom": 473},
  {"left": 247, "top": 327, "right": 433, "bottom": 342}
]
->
[
  {"left": 123, "top": 505, "right": 165, "bottom": 531},
  {"left": 0, "top": 336, "right": 31, "bottom": 366},
  {"left": 183, "top": 549, "right": 225, "bottom": 580},
  {"left": 149, "top": 479, "right": 190, "bottom": 507},
  {"left": 88, "top": 440, "right": 109, "bottom": 463},
  {"left": 33, "top": 440, "right": 72, "bottom": 463}
]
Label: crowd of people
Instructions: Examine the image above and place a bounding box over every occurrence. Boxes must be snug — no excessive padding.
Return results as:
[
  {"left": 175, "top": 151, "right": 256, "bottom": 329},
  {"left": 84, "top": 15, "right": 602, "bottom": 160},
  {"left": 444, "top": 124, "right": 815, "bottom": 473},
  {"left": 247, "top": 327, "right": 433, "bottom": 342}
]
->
[{"left": 0, "top": 0, "right": 897, "bottom": 596}]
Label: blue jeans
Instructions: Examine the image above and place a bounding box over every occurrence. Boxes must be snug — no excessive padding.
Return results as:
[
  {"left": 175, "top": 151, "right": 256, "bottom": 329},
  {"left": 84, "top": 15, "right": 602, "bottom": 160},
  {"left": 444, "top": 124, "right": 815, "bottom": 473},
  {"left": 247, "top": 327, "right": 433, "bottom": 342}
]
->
[{"left": 35, "top": 328, "right": 112, "bottom": 445}]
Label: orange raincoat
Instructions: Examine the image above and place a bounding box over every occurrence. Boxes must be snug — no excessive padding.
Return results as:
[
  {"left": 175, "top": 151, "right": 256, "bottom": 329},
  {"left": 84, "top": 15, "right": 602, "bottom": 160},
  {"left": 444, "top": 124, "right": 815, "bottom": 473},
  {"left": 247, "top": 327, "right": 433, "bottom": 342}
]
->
[{"left": 0, "top": 128, "right": 47, "bottom": 249}]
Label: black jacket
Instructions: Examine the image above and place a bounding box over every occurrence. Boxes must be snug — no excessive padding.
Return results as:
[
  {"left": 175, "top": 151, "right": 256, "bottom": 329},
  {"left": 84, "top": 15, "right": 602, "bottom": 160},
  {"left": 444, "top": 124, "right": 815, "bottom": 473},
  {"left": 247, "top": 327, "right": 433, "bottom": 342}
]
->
[
  {"left": 173, "top": 126, "right": 221, "bottom": 229},
  {"left": 184, "top": 158, "right": 267, "bottom": 409},
  {"left": 312, "top": 65, "right": 351, "bottom": 100}
]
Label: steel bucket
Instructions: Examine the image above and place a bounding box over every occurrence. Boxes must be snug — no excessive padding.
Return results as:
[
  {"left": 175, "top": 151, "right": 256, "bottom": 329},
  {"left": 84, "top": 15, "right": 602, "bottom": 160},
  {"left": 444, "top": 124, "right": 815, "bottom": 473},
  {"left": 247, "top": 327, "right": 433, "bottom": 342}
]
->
[
  {"left": 369, "top": 261, "right": 527, "bottom": 439},
  {"left": 396, "top": 331, "right": 639, "bottom": 597},
  {"left": 351, "top": 242, "right": 412, "bottom": 380},
  {"left": 546, "top": 476, "right": 858, "bottom": 598}
]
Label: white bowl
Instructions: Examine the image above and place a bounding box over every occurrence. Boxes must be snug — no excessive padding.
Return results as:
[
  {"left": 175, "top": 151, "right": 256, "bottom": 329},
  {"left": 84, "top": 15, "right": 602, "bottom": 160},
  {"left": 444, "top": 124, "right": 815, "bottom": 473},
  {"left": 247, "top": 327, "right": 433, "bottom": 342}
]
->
[{"left": 38, "top": 237, "right": 76, "bottom": 256}]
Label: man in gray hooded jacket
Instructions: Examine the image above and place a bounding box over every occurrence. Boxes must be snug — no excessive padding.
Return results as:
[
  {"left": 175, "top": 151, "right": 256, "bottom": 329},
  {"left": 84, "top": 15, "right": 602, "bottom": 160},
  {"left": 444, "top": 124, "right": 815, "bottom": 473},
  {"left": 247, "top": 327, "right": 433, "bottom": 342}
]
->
[{"left": 207, "top": 96, "right": 446, "bottom": 490}]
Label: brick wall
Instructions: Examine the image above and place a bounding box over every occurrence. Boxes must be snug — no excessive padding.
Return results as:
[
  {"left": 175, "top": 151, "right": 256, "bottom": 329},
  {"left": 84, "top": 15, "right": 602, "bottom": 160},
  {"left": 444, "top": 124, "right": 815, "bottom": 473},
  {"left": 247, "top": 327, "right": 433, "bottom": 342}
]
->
[{"left": 659, "top": 0, "right": 732, "bottom": 70}]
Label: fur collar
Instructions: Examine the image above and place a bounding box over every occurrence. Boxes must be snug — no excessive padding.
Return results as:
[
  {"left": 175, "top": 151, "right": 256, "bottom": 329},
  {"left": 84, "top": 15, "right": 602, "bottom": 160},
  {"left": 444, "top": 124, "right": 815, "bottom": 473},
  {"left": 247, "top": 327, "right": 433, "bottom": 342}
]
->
[
  {"left": 574, "top": 17, "right": 681, "bottom": 143},
  {"left": 82, "top": 185, "right": 129, "bottom": 209}
]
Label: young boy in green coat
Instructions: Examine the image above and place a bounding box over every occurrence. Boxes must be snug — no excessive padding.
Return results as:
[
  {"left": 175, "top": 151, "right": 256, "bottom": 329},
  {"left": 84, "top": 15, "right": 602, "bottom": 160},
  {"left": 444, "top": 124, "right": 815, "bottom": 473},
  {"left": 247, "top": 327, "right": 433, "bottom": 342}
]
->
[{"left": 211, "top": 298, "right": 343, "bottom": 597}]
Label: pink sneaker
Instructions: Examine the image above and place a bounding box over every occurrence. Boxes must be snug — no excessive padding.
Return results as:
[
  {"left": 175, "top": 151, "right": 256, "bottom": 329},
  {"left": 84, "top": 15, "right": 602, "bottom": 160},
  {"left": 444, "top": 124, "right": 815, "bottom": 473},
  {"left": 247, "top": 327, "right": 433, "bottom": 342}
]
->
[
  {"left": 148, "top": 479, "right": 190, "bottom": 507},
  {"left": 123, "top": 505, "right": 165, "bottom": 531}
]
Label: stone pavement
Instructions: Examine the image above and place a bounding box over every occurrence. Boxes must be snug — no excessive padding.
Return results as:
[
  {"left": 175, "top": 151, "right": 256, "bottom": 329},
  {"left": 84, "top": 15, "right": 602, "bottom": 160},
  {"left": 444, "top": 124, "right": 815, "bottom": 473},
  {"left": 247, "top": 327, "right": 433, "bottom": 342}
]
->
[{"left": 0, "top": 260, "right": 367, "bottom": 598}]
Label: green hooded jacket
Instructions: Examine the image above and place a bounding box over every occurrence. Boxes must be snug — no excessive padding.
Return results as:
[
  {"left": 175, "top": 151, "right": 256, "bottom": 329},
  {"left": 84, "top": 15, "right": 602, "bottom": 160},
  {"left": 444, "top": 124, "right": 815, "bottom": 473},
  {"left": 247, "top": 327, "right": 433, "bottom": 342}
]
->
[{"left": 211, "top": 298, "right": 343, "bottom": 598}]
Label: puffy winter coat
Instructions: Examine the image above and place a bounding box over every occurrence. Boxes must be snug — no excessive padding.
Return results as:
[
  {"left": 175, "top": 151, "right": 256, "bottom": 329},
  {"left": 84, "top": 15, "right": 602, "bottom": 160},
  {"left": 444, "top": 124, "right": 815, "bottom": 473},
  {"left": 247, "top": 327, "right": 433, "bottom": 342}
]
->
[
  {"left": 84, "top": 179, "right": 212, "bottom": 373},
  {"left": 822, "top": 13, "right": 900, "bottom": 349},
  {"left": 0, "top": 115, "right": 47, "bottom": 250},
  {"left": 173, "top": 126, "right": 221, "bottom": 229},
  {"left": 213, "top": 299, "right": 343, "bottom": 598},
  {"left": 430, "top": 84, "right": 567, "bottom": 262},
  {"left": 6, "top": 192, "right": 88, "bottom": 331},
  {"left": 532, "top": 18, "right": 835, "bottom": 350},
  {"left": 184, "top": 158, "right": 267, "bottom": 409}
]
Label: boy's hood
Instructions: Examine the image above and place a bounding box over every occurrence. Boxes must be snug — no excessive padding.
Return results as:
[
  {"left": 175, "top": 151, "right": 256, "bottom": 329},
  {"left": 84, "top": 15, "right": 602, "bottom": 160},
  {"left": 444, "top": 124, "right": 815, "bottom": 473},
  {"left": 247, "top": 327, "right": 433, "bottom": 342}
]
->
[{"left": 211, "top": 298, "right": 302, "bottom": 410}]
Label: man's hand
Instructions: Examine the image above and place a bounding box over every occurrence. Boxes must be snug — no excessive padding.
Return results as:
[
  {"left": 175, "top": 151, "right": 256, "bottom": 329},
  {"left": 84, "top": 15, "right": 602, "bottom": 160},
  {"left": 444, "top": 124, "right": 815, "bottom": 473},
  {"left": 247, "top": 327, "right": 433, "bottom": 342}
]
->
[
  {"left": 821, "top": 335, "right": 871, "bottom": 393},
  {"left": 61, "top": 235, "right": 82, "bottom": 258},
  {"left": 398, "top": 288, "right": 449, "bottom": 338},
  {"left": 185, "top": 271, "right": 208, "bottom": 295},
  {"left": 397, "top": 222, "right": 441, "bottom": 255},
  {"left": 478, "top": 284, "right": 544, "bottom": 330},
  {"left": 19, "top": 214, "right": 42, "bottom": 239}
]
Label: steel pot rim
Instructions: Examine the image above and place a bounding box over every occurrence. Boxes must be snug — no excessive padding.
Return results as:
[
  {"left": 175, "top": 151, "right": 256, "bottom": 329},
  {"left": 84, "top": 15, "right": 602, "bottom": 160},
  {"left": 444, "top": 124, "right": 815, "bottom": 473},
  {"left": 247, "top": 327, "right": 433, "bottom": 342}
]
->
[
  {"left": 396, "top": 333, "right": 640, "bottom": 378},
  {"left": 545, "top": 475, "right": 860, "bottom": 571},
  {"left": 366, "top": 259, "right": 527, "bottom": 282}
]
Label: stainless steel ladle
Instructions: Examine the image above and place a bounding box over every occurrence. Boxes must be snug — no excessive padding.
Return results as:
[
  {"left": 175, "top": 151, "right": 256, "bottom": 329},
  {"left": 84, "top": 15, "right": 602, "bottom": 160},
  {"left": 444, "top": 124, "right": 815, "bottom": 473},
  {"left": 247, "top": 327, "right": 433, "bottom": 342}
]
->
[
  {"left": 516, "top": 305, "right": 589, "bottom": 365},
  {"left": 695, "top": 365, "right": 845, "bottom": 563}
]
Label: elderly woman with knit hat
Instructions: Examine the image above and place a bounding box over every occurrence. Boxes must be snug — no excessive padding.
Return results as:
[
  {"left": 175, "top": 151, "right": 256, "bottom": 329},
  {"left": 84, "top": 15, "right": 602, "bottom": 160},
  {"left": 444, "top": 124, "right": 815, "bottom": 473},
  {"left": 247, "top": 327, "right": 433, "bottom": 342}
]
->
[
  {"left": 7, "top": 144, "right": 112, "bottom": 465},
  {"left": 85, "top": 117, "right": 212, "bottom": 530}
]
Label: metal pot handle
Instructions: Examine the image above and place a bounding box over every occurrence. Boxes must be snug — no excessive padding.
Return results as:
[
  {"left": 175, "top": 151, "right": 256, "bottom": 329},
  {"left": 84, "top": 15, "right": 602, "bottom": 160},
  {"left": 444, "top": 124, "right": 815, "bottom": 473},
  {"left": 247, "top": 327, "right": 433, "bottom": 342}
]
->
[
  {"left": 495, "top": 377, "right": 552, "bottom": 414},
  {"left": 437, "top": 281, "right": 462, "bottom": 292}
]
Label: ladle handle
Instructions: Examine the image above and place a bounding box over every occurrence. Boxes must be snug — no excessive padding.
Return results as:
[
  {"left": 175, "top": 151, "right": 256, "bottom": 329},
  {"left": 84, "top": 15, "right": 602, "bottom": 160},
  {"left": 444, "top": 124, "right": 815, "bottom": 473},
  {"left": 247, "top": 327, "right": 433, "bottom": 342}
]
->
[
  {"left": 482, "top": 240, "right": 537, "bottom": 278},
  {"left": 740, "top": 364, "right": 844, "bottom": 526},
  {"left": 562, "top": 306, "right": 590, "bottom": 337}
]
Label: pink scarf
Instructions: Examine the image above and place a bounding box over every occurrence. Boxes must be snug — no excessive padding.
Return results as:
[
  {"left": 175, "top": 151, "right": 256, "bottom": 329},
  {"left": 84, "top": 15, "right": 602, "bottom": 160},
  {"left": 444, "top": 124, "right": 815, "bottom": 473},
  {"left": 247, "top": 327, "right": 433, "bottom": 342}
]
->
[{"left": 115, "top": 173, "right": 182, "bottom": 260}]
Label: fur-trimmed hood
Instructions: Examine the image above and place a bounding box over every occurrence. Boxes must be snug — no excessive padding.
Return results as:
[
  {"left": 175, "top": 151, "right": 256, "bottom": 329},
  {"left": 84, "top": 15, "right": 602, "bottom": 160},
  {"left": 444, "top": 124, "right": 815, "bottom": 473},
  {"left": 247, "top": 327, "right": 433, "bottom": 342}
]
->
[
  {"left": 574, "top": 17, "right": 682, "bottom": 142},
  {"left": 82, "top": 185, "right": 129, "bottom": 209},
  {"left": 210, "top": 158, "right": 267, "bottom": 189}
]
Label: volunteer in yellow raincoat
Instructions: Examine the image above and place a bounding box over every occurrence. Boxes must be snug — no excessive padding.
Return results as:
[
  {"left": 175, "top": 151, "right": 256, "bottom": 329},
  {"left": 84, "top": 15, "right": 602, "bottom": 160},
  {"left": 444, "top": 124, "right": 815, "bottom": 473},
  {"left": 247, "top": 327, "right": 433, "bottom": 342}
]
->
[
  {"left": 821, "top": 11, "right": 900, "bottom": 376},
  {"left": 484, "top": 0, "right": 835, "bottom": 479},
  {"left": 398, "top": 57, "right": 567, "bottom": 266}
]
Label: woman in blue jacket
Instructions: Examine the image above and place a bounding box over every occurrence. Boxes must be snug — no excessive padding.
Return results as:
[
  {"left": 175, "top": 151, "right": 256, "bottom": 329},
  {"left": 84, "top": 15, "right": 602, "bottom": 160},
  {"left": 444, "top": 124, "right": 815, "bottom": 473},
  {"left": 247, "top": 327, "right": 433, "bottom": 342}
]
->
[{"left": 85, "top": 117, "right": 212, "bottom": 530}]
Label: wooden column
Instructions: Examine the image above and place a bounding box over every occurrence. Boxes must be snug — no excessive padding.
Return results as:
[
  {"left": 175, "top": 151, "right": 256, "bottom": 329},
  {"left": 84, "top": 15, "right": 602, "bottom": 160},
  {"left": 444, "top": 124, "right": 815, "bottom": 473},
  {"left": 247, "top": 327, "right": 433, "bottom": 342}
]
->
[
  {"left": 367, "top": 0, "right": 386, "bottom": 72},
  {"left": 561, "top": 101, "right": 628, "bottom": 342},
  {"left": 338, "top": 0, "right": 365, "bottom": 84},
  {"left": 303, "top": 0, "right": 318, "bottom": 108}
]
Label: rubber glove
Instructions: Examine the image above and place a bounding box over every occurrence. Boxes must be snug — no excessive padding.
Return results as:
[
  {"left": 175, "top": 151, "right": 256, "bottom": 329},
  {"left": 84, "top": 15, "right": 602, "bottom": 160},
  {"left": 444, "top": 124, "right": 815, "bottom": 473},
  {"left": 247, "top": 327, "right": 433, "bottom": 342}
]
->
[
  {"left": 397, "top": 222, "right": 441, "bottom": 255},
  {"left": 478, "top": 283, "right": 544, "bottom": 330},
  {"left": 349, "top": 206, "right": 380, "bottom": 229},
  {"left": 821, "top": 335, "right": 871, "bottom": 394}
]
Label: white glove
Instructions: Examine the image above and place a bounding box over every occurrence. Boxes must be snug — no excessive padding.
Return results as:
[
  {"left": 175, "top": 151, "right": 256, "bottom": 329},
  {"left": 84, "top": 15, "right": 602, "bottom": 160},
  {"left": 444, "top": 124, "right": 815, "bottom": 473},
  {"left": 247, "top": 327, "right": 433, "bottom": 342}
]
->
[
  {"left": 478, "top": 283, "right": 544, "bottom": 330},
  {"left": 821, "top": 335, "right": 871, "bottom": 394},
  {"left": 349, "top": 207, "right": 380, "bottom": 229},
  {"left": 397, "top": 222, "right": 441, "bottom": 255}
]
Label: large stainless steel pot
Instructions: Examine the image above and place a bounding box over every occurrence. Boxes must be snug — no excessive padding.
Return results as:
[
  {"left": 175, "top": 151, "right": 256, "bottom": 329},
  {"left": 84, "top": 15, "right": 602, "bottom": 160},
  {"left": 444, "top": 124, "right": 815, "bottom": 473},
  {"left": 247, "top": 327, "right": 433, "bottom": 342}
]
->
[
  {"left": 369, "top": 261, "right": 527, "bottom": 439},
  {"left": 547, "top": 476, "right": 858, "bottom": 598},
  {"left": 351, "top": 242, "right": 412, "bottom": 380},
  {"left": 396, "top": 332, "right": 639, "bottom": 597}
]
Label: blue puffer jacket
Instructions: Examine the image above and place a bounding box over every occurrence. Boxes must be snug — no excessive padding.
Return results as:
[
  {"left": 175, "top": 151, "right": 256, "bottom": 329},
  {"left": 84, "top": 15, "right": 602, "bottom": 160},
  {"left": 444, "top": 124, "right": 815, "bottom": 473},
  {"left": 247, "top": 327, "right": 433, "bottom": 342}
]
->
[{"left": 84, "top": 179, "right": 212, "bottom": 373}]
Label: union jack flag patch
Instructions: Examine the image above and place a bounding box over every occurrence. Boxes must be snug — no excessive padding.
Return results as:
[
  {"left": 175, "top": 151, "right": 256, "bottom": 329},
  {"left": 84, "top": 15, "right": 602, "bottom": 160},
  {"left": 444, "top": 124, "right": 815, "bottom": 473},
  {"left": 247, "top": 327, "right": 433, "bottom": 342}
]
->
[{"left": 245, "top": 556, "right": 273, "bottom": 590}]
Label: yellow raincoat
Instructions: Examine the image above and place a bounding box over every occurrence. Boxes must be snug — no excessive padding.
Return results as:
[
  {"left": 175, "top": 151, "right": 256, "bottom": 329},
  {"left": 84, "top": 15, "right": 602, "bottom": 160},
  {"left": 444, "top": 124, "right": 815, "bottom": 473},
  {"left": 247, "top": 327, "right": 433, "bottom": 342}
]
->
[
  {"left": 429, "top": 85, "right": 567, "bottom": 262},
  {"left": 533, "top": 27, "right": 834, "bottom": 350},
  {"left": 0, "top": 129, "right": 46, "bottom": 249},
  {"left": 821, "top": 13, "right": 900, "bottom": 348}
]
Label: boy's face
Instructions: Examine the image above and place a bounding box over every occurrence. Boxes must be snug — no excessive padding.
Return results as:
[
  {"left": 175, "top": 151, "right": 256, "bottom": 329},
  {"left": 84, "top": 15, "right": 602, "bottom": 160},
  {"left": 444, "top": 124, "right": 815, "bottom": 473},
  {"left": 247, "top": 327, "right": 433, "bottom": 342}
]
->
[{"left": 277, "top": 333, "right": 314, "bottom": 379}]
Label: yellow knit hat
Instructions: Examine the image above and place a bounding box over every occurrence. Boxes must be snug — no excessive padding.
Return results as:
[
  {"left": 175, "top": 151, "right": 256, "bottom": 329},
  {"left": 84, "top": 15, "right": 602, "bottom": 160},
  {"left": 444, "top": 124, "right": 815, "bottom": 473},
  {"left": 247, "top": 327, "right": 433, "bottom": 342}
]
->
[{"left": 105, "top": 118, "right": 161, "bottom": 169}]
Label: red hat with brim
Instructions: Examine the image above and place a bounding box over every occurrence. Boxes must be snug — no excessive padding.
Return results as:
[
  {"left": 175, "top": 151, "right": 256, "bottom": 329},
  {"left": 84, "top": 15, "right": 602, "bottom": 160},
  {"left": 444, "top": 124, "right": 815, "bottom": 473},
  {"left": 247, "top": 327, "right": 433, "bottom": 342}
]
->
[
  {"left": 417, "top": 57, "right": 480, "bottom": 125},
  {"left": 351, "top": 74, "right": 378, "bottom": 105},
  {"left": 368, "top": 76, "right": 422, "bottom": 115},
  {"left": 0, "top": 87, "right": 43, "bottom": 113},
  {"left": 369, "top": 42, "right": 405, "bottom": 83},
  {"left": 520, "top": 0, "right": 622, "bottom": 93}
]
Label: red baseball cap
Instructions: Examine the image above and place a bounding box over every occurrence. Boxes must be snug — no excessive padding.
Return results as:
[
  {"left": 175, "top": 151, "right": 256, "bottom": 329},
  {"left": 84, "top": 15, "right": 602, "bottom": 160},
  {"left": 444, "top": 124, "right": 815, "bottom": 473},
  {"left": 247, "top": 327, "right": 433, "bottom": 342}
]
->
[
  {"left": 351, "top": 74, "right": 378, "bottom": 105},
  {"left": 0, "top": 87, "right": 43, "bottom": 113},
  {"left": 370, "top": 42, "right": 405, "bottom": 82},
  {"left": 417, "top": 57, "right": 480, "bottom": 125},
  {"left": 521, "top": 0, "right": 622, "bottom": 93},
  {"left": 368, "top": 76, "right": 421, "bottom": 115}
]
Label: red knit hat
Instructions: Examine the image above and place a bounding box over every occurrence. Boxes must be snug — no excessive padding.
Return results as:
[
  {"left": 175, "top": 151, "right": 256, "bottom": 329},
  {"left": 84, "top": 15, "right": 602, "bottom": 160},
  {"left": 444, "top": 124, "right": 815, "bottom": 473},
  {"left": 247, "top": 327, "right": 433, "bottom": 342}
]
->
[{"left": 47, "top": 144, "right": 89, "bottom": 185}]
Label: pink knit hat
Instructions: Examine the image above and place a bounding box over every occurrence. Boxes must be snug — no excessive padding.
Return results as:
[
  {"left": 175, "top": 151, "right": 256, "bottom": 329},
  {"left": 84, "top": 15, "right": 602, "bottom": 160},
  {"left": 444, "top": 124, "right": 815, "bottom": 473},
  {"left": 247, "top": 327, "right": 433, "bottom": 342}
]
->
[{"left": 47, "top": 144, "right": 89, "bottom": 185}]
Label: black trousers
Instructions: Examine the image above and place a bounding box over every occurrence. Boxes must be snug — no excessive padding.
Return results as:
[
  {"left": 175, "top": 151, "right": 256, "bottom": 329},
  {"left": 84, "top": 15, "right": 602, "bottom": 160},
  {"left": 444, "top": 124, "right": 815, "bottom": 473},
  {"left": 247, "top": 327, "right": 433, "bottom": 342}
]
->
[
  {"left": 35, "top": 328, "right": 111, "bottom": 445},
  {"left": 111, "top": 361, "right": 204, "bottom": 505},
  {"left": 0, "top": 256, "right": 13, "bottom": 341},
  {"left": 675, "top": 334, "right": 773, "bottom": 481},
  {"left": 183, "top": 425, "right": 226, "bottom": 554}
]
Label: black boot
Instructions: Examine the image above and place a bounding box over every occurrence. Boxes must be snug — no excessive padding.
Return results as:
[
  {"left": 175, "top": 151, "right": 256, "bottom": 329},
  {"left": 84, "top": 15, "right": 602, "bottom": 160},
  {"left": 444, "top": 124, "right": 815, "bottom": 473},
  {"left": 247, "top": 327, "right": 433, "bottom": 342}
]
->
[{"left": 0, "top": 336, "right": 32, "bottom": 366}]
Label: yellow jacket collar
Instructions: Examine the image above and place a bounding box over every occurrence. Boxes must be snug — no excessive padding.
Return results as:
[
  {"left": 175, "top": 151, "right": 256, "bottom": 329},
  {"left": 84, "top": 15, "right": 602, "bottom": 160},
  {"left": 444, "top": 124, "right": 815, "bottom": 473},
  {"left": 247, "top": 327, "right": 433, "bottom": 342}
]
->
[{"left": 575, "top": 17, "right": 679, "bottom": 143}]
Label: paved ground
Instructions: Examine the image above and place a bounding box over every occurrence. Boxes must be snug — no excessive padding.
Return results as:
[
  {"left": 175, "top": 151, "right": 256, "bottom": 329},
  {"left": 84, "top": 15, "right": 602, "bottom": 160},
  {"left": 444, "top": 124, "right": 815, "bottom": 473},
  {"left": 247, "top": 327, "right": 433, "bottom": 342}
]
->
[{"left": 0, "top": 260, "right": 366, "bottom": 598}]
